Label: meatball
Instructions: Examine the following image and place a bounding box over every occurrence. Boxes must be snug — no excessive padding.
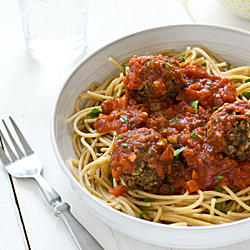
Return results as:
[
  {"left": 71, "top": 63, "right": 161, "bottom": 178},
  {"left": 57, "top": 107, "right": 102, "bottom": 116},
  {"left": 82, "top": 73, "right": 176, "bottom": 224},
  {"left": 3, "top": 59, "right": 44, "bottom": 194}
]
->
[
  {"left": 123, "top": 55, "right": 186, "bottom": 103},
  {"left": 111, "top": 128, "right": 174, "bottom": 193},
  {"left": 207, "top": 100, "right": 250, "bottom": 161},
  {"left": 123, "top": 158, "right": 165, "bottom": 193}
]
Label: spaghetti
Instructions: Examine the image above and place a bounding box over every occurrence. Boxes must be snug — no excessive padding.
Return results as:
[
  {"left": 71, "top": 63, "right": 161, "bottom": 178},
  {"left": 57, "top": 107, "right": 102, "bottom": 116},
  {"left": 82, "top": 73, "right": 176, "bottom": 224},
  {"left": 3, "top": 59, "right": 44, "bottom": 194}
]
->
[{"left": 67, "top": 46, "right": 250, "bottom": 226}]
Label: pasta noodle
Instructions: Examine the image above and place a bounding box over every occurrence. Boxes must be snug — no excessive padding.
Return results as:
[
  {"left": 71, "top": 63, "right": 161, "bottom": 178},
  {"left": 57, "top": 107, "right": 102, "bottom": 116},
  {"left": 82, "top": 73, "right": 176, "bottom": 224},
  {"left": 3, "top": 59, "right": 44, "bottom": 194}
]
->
[{"left": 67, "top": 46, "right": 250, "bottom": 226}]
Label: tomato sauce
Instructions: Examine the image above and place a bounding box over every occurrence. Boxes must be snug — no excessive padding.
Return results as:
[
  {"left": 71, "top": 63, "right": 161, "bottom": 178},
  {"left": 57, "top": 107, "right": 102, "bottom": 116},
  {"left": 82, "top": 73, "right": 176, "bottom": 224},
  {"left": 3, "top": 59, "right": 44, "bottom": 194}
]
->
[{"left": 94, "top": 61, "right": 250, "bottom": 195}]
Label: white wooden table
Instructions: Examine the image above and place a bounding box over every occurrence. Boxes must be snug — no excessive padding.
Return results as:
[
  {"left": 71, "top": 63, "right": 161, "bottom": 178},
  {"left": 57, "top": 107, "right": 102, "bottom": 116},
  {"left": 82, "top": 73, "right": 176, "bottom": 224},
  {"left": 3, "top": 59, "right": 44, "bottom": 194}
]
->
[{"left": 1, "top": 0, "right": 250, "bottom": 249}]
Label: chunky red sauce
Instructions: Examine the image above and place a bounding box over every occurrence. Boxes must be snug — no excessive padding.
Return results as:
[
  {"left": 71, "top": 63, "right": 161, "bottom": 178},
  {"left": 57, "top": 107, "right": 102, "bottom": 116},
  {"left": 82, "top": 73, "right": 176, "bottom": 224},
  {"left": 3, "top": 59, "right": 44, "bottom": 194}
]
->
[
  {"left": 94, "top": 60, "right": 250, "bottom": 195},
  {"left": 109, "top": 185, "right": 129, "bottom": 197}
]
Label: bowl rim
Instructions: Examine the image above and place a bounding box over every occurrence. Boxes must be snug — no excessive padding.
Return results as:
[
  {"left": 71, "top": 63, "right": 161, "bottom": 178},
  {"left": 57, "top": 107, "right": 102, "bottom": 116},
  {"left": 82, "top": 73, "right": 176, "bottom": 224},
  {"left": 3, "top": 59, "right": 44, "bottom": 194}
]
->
[{"left": 51, "top": 23, "right": 250, "bottom": 233}]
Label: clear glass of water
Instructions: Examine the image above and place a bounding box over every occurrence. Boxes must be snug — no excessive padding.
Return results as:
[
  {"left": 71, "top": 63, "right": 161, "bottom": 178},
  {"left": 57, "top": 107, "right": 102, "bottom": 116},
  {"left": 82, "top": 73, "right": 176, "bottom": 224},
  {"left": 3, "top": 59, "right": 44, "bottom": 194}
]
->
[{"left": 18, "top": 0, "right": 88, "bottom": 63}]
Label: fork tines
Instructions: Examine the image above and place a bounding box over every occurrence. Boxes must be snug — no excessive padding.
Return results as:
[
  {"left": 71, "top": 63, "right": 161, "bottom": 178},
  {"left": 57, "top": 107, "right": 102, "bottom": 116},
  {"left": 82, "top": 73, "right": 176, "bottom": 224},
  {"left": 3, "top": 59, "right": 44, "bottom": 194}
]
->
[{"left": 0, "top": 117, "right": 33, "bottom": 163}]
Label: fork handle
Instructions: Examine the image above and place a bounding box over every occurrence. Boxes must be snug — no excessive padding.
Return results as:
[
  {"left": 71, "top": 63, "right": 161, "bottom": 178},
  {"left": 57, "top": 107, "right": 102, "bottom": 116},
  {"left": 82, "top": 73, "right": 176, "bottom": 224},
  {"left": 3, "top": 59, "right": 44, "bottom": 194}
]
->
[
  {"left": 34, "top": 174, "right": 103, "bottom": 250},
  {"left": 53, "top": 202, "right": 104, "bottom": 250}
]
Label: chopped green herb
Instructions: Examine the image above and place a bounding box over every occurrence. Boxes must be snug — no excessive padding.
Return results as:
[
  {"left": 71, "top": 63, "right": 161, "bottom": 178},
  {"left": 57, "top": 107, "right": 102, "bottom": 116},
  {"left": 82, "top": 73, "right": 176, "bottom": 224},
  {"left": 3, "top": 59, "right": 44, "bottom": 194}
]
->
[
  {"left": 217, "top": 175, "right": 224, "bottom": 180},
  {"left": 229, "top": 185, "right": 236, "bottom": 190},
  {"left": 163, "top": 117, "right": 169, "bottom": 123},
  {"left": 88, "top": 108, "right": 102, "bottom": 118},
  {"left": 144, "top": 197, "right": 151, "bottom": 202},
  {"left": 140, "top": 210, "right": 147, "bottom": 219},
  {"left": 78, "top": 96, "right": 81, "bottom": 99},
  {"left": 122, "top": 64, "right": 130, "bottom": 70},
  {"left": 190, "top": 131, "right": 195, "bottom": 138},
  {"left": 216, "top": 184, "right": 222, "bottom": 193},
  {"left": 190, "top": 100, "right": 199, "bottom": 114},
  {"left": 162, "top": 130, "right": 167, "bottom": 133},
  {"left": 232, "top": 208, "right": 237, "bottom": 213},
  {"left": 243, "top": 92, "right": 250, "bottom": 99},
  {"left": 227, "top": 62, "right": 231, "bottom": 70},
  {"left": 205, "top": 84, "right": 211, "bottom": 90},
  {"left": 215, "top": 105, "right": 222, "bottom": 110},
  {"left": 147, "top": 149, "right": 152, "bottom": 155},
  {"left": 117, "top": 135, "right": 123, "bottom": 140},
  {"left": 212, "top": 117, "right": 219, "bottom": 123},
  {"left": 215, "top": 203, "right": 222, "bottom": 211},
  {"left": 110, "top": 179, "right": 113, "bottom": 187},
  {"left": 182, "top": 182, "right": 186, "bottom": 186},
  {"left": 245, "top": 111, "right": 250, "bottom": 115},
  {"left": 166, "top": 62, "right": 174, "bottom": 68},
  {"left": 238, "top": 94, "right": 243, "bottom": 100},
  {"left": 171, "top": 118, "right": 180, "bottom": 123},
  {"left": 170, "top": 185, "right": 175, "bottom": 193},
  {"left": 197, "top": 133, "right": 203, "bottom": 139},
  {"left": 122, "top": 139, "right": 130, "bottom": 147},
  {"left": 179, "top": 54, "right": 185, "bottom": 62},
  {"left": 197, "top": 124, "right": 205, "bottom": 127},
  {"left": 195, "top": 151, "right": 198, "bottom": 154},
  {"left": 246, "top": 78, "right": 250, "bottom": 83},
  {"left": 174, "top": 147, "right": 187, "bottom": 158},
  {"left": 147, "top": 60, "right": 151, "bottom": 67},
  {"left": 120, "top": 116, "right": 128, "bottom": 125}
]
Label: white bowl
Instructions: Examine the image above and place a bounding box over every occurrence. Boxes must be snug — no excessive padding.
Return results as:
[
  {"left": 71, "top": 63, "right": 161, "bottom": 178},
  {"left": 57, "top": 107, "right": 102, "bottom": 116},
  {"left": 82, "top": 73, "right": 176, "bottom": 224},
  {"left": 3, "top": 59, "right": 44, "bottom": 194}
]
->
[{"left": 51, "top": 24, "right": 250, "bottom": 249}]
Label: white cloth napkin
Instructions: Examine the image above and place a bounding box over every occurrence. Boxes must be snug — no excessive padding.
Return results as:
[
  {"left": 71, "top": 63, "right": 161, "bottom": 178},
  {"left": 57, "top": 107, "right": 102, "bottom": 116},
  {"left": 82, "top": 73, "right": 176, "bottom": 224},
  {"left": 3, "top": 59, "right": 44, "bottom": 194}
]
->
[{"left": 182, "top": 0, "right": 250, "bottom": 32}]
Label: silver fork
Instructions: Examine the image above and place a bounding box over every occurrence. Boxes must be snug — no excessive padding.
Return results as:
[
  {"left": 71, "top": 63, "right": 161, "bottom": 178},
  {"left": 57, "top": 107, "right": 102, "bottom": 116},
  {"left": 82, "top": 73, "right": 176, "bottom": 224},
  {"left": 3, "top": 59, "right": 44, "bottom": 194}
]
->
[{"left": 0, "top": 117, "right": 103, "bottom": 250}]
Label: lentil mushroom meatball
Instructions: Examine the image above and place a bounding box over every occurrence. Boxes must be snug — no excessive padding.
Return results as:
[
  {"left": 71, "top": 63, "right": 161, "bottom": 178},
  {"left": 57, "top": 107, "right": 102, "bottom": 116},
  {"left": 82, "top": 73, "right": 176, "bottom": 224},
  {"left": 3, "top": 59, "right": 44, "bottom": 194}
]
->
[
  {"left": 123, "top": 55, "right": 186, "bottom": 103},
  {"left": 111, "top": 128, "right": 174, "bottom": 193},
  {"left": 206, "top": 100, "right": 250, "bottom": 161}
]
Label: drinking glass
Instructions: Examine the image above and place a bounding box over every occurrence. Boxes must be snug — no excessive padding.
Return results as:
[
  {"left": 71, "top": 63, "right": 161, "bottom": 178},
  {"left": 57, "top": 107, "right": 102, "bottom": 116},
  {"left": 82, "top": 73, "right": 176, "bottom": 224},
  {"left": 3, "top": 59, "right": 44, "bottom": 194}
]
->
[{"left": 18, "top": 0, "right": 88, "bottom": 63}]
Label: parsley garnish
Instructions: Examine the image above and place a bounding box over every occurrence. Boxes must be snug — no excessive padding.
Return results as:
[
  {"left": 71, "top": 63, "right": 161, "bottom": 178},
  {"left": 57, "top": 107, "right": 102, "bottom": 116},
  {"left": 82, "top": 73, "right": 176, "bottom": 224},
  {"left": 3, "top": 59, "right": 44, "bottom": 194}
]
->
[
  {"left": 190, "top": 131, "right": 195, "bottom": 138},
  {"left": 147, "top": 149, "right": 152, "bottom": 155},
  {"left": 170, "top": 185, "right": 175, "bottom": 193},
  {"left": 215, "top": 203, "right": 222, "bottom": 211},
  {"left": 215, "top": 105, "right": 222, "bottom": 110},
  {"left": 166, "top": 62, "right": 174, "bottom": 68},
  {"left": 197, "top": 124, "right": 205, "bottom": 127},
  {"left": 179, "top": 54, "right": 185, "bottom": 62},
  {"left": 246, "top": 78, "right": 250, "bottom": 83},
  {"left": 163, "top": 117, "right": 169, "bottom": 123},
  {"left": 78, "top": 96, "right": 81, "bottom": 99},
  {"left": 190, "top": 100, "right": 199, "bottom": 114},
  {"left": 121, "top": 139, "right": 130, "bottom": 147},
  {"left": 227, "top": 62, "right": 231, "bottom": 70},
  {"left": 229, "top": 185, "right": 236, "bottom": 190},
  {"left": 144, "top": 198, "right": 151, "bottom": 202},
  {"left": 174, "top": 147, "right": 187, "bottom": 158},
  {"left": 197, "top": 133, "right": 203, "bottom": 139},
  {"left": 87, "top": 108, "right": 102, "bottom": 118},
  {"left": 205, "top": 84, "right": 211, "bottom": 90},
  {"left": 171, "top": 118, "right": 180, "bottom": 123},
  {"left": 140, "top": 210, "right": 147, "bottom": 219},
  {"left": 117, "top": 135, "right": 123, "bottom": 140},
  {"left": 217, "top": 175, "right": 224, "bottom": 180},
  {"left": 212, "top": 117, "right": 219, "bottom": 123},
  {"left": 243, "top": 92, "right": 250, "bottom": 99},
  {"left": 245, "top": 111, "right": 250, "bottom": 115},
  {"left": 232, "top": 208, "right": 237, "bottom": 213},
  {"left": 147, "top": 60, "right": 151, "bottom": 67},
  {"left": 110, "top": 178, "right": 113, "bottom": 187},
  {"left": 195, "top": 151, "right": 198, "bottom": 154},
  {"left": 120, "top": 116, "right": 128, "bottom": 125},
  {"left": 216, "top": 184, "right": 222, "bottom": 193}
]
